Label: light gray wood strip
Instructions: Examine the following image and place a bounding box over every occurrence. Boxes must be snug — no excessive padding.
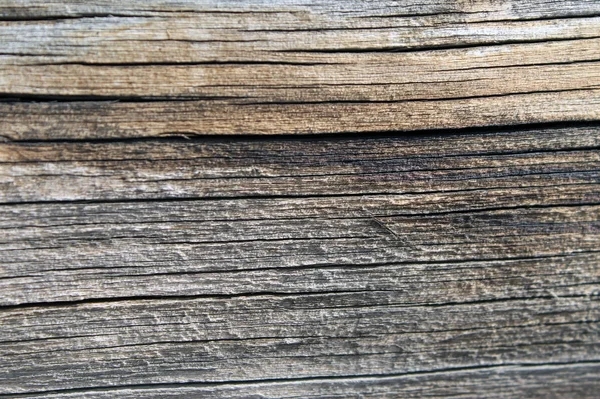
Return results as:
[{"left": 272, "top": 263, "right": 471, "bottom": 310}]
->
[
  {"left": 4, "top": 363, "right": 598, "bottom": 398},
  {"left": 1, "top": 293, "right": 599, "bottom": 394}
]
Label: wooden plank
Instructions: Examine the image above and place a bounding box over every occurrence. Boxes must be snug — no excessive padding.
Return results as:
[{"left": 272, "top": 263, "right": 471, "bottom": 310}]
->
[
  {"left": 1, "top": 1, "right": 600, "bottom": 397},
  {"left": 2, "top": 126, "right": 600, "bottom": 303},
  {"left": 2, "top": 125, "right": 600, "bottom": 202},
  {"left": 1, "top": 124, "right": 599, "bottom": 396},
  {"left": 0, "top": 0, "right": 599, "bottom": 139},
  {"left": 3, "top": 0, "right": 600, "bottom": 21},
  {"left": 3, "top": 89, "right": 600, "bottom": 140},
  {"left": 2, "top": 234, "right": 600, "bottom": 305},
  {"left": 6, "top": 363, "right": 599, "bottom": 398},
  {"left": 1, "top": 295, "right": 599, "bottom": 394},
  {"left": 4, "top": 40, "right": 599, "bottom": 100}
]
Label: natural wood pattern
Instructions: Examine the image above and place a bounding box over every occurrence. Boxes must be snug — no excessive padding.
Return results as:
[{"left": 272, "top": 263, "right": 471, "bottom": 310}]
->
[
  {"left": 4, "top": 0, "right": 600, "bottom": 62},
  {"left": 1, "top": 1, "right": 600, "bottom": 398},
  {"left": 1, "top": 295, "right": 599, "bottom": 394},
  {"left": 1, "top": 0, "right": 599, "bottom": 139},
  {"left": 2, "top": 125, "right": 600, "bottom": 202},
  {"left": 3, "top": 88, "right": 600, "bottom": 140},
  {"left": 6, "top": 363, "right": 599, "bottom": 399},
  {"left": 2, "top": 125, "right": 600, "bottom": 396}
]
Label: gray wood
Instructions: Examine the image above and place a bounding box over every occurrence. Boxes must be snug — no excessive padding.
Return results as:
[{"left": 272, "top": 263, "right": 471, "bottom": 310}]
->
[
  {"left": 3, "top": 125, "right": 600, "bottom": 203},
  {"left": 3, "top": 1, "right": 600, "bottom": 64},
  {"left": 1, "top": 0, "right": 600, "bottom": 397},
  {"left": 2, "top": 124, "right": 599, "bottom": 396},
  {"left": 1, "top": 295, "right": 599, "bottom": 394},
  {"left": 6, "top": 363, "right": 599, "bottom": 398}
]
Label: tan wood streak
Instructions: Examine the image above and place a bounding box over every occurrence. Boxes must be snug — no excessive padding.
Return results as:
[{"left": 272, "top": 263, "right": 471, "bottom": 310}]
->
[
  {"left": 0, "top": 1, "right": 599, "bottom": 138},
  {"left": 2, "top": 89, "right": 599, "bottom": 140}
]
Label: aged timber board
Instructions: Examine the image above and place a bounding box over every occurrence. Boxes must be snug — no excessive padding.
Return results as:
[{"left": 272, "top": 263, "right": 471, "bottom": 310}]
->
[{"left": 0, "top": 0, "right": 599, "bottom": 398}]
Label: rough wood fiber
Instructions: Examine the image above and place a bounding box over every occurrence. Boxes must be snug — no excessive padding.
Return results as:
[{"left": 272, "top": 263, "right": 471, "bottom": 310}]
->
[
  {"left": 3, "top": 125, "right": 600, "bottom": 203},
  {"left": 1, "top": 0, "right": 600, "bottom": 398},
  {"left": 1, "top": 0, "right": 600, "bottom": 139},
  {"left": 5, "top": 364, "right": 599, "bottom": 399},
  {"left": 2, "top": 125, "right": 600, "bottom": 396}
]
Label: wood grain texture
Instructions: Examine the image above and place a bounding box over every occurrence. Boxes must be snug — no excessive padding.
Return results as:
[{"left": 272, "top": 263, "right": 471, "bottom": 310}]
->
[
  {"left": 3, "top": 125, "right": 600, "bottom": 203},
  {"left": 5, "top": 363, "right": 599, "bottom": 399},
  {"left": 2, "top": 0, "right": 600, "bottom": 397},
  {"left": 2, "top": 124, "right": 600, "bottom": 396},
  {"left": 0, "top": 0, "right": 599, "bottom": 139}
]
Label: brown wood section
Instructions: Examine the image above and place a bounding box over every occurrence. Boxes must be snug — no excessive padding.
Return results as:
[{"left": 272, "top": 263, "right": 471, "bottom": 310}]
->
[
  {"left": 0, "top": 1, "right": 599, "bottom": 398},
  {"left": 1, "top": 0, "right": 600, "bottom": 139}
]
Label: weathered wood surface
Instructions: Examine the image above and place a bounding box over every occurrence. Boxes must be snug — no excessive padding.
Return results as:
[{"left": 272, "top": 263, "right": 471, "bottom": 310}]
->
[
  {"left": 4, "top": 363, "right": 598, "bottom": 399},
  {"left": 2, "top": 125, "right": 600, "bottom": 396},
  {"left": 1, "top": 0, "right": 600, "bottom": 139},
  {"left": 1, "top": 0, "right": 600, "bottom": 398}
]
